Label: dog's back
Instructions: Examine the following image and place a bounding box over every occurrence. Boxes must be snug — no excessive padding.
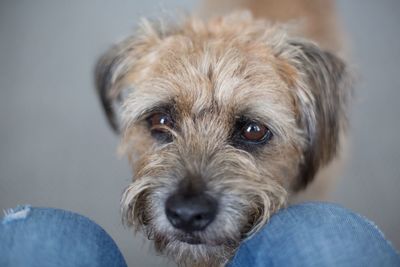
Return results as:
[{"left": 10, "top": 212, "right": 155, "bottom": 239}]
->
[{"left": 200, "top": 0, "right": 342, "bottom": 53}]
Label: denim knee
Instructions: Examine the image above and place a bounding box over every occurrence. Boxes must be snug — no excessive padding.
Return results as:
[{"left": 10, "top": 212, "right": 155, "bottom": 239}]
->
[
  {"left": 0, "top": 205, "right": 127, "bottom": 267},
  {"left": 229, "top": 202, "right": 400, "bottom": 267}
]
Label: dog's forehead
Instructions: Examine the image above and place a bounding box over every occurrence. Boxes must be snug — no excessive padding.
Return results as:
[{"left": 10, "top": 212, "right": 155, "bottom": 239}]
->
[{"left": 123, "top": 37, "right": 294, "bottom": 125}]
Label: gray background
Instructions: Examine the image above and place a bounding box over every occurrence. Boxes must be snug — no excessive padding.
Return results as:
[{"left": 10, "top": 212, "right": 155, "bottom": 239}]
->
[{"left": 0, "top": 1, "right": 399, "bottom": 266}]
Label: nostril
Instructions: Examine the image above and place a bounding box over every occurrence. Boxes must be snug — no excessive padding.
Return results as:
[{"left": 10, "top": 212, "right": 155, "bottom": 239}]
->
[
  {"left": 165, "top": 192, "right": 218, "bottom": 232},
  {"left": 194, "top": 214, "right": 204, "bottom": 221},
  {"left": 165, "top": 206, "right": 182, "bottom": 227},
  {"left": 169, "top": 211, "right": 180, "bottom": 219}
]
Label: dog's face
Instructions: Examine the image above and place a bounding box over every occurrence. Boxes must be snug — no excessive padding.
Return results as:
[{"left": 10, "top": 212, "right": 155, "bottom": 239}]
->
[{"left": 96, "top": 13, "right": 349, "bottom": 266}]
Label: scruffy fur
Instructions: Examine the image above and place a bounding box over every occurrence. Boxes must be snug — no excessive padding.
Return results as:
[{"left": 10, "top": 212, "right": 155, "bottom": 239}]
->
[{"left": 95, "top": 4, "right": 350, "bottom": 266}]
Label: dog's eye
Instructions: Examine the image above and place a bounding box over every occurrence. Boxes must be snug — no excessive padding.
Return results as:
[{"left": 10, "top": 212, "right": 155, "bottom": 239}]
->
[
  {"left": 231, "top": 119, "right": 272, "bottom": 151},
  {"left": 148, "top": 113, "right": 173, "bottom": 129},
  {"left": 147, "top": 113, "right": 174, "bottom": 132},
  {"left": 240, "top": 122, "right": 272, "bottom": 143},
  {"left": 147, "top": 112, "right": 174, "bottom": 142}
]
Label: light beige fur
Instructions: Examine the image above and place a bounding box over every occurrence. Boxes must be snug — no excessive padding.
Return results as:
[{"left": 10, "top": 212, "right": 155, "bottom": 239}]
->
[{"left": 95, "top": 1, "right": 351, "bottom": 266}]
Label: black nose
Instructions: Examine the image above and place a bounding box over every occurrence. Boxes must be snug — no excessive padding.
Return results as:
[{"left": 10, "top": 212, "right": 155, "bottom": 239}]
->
[{"left": 165, "top": 192, "right": 218, "bottom": 232}]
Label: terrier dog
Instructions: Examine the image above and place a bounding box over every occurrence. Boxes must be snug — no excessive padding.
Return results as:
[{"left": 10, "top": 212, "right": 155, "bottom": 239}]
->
[{"left": 95, "top": 0, "right": 351, "bottom": 266}]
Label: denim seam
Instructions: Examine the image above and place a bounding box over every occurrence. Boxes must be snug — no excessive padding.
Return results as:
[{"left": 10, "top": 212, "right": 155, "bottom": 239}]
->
[{"left": 353, "top": 212, "right": 400, "bottom": 258}]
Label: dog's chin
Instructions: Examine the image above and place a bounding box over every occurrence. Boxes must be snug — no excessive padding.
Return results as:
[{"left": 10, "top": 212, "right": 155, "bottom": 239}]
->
[
  {"left": 163, "top": 235, "right": 234, "bottom": 267},
  {"left": 139, "top": 223, "right": 241, "bottom": 266}
]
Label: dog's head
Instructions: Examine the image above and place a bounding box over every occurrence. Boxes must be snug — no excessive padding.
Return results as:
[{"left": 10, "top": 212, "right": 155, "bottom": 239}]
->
[{"left": 95, "top": 13, "right": 350, "bottom": 266}]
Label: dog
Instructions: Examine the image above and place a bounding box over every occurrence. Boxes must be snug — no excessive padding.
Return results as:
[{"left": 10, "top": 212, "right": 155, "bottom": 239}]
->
[{"left": 95, "top": 0, "right": 351, "bottom": 266}]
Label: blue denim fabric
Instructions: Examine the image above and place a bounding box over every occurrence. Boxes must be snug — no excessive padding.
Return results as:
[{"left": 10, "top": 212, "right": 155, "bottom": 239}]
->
[
  {"left": 228, "top": 202, "right": 400, "bottom": 267},
  {"left": 1, "top": 203, "right": 399, "bottom": 267},
  {"left": 0, "top": 205, "right": 127, "bottom": 267}
]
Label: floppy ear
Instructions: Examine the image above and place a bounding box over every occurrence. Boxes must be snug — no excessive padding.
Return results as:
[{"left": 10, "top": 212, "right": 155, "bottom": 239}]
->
[
  {"left": 95, "top": 37, "right": 137, "bottom": 133},
  {"left": 94, "top": 24, "right": 161, "bottom": 133},
  {"left": 288, "top": 40, "right": 351, "bottom": 190}
]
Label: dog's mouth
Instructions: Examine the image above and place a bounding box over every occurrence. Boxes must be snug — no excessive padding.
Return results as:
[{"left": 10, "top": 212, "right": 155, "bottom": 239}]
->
[
  {"left": 176, "top": 234, "right": 204, "bottom": 245},
  {"left": 173, "top": 232, "right": 233, "bottom": 246}
]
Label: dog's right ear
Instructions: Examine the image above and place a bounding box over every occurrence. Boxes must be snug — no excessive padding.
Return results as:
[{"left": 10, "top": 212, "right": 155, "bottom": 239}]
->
[
  {"left": 95, "top": 23, "right": 163, "bottom": 133},
  {"left": 95, "top": 37, "right": 137, "bottom": 133}
]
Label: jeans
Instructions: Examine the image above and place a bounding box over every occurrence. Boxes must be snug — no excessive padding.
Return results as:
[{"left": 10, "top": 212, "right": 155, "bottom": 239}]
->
[{"left": 1, "top": 203, "right": 399, "bottom": 267}]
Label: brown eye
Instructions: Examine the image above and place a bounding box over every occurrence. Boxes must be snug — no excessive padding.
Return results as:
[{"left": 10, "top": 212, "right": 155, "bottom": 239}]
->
[
  {"left": 241, "top": 122, "right": 271, "bottom": 142},
  {"left": 148, "top": 113, "right": 173, "bottom": 130}
]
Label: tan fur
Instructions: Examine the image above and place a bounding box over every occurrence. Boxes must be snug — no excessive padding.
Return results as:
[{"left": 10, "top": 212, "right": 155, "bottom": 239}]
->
[
  {"left": 199, "top": 0, "right": 343, "bottom": 52},
  {"left": 95, "top": 2, "right": 351, "bottom": 266},
  {"left": 199, "top": 0, "right": 348, "bottom": 203}
]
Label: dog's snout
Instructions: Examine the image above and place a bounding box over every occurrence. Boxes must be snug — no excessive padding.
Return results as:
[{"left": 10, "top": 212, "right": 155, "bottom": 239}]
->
[{"left": 165, "top": 192, "right": 217, "bottom": 232}]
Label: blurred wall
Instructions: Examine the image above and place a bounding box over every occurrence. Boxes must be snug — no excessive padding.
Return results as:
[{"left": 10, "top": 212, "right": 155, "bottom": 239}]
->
[{"left": 0, "top": 1, "right": 399, "bottom": 266}]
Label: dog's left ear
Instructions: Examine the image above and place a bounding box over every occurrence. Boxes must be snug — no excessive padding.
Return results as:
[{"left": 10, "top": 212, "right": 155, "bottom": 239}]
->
[{"left": 283, "top": 40, "right": 351, "bottom": 190}]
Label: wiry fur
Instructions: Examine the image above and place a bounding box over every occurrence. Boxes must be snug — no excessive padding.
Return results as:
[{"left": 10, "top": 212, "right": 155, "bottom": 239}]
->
[{"left": 95, "top": 11, "right": 351, "bottom": 267}]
